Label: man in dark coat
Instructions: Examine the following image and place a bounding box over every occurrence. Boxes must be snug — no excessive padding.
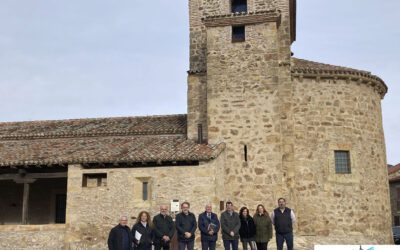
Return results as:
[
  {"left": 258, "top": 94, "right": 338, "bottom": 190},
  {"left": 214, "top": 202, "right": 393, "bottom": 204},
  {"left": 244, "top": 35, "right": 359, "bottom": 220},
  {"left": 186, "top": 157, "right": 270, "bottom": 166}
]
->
[
  {"left": 108, "top": 215, "right": 133, "bottom": 250},
  {"left": 271, "top": 198, "right": 296, "bottom": 250},
  {"left": 153, "top": 205, "right": 176, "bottom": 250},
  {"left": 220, "top": 201, "right": 241, "bottom": 250},
  {"left": 198, "top": 204, "right": 220, "bottom": 250},
  {"left": 175, "top": 201, "right": 197, "bottom": 250}
]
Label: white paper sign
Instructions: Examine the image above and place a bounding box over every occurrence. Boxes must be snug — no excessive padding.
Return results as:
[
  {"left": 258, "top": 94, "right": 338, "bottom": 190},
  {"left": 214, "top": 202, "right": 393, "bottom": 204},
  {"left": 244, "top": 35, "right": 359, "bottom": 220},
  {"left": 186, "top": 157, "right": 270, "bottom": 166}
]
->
[{"left": 135, "top": 230, "right": 142, "bottom": 241}]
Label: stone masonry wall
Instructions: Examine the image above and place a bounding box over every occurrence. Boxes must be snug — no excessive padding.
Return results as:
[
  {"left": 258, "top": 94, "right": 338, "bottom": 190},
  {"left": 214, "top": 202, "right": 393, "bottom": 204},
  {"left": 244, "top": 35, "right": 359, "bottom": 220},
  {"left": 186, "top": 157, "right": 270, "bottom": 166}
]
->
[
  {"left": 206, "top": 21, "right": 288, "bottom": 209},
  {"left": 291, "top": 77, "right": 392, "bottom": 244},
  {"left": 0, "top": 225, "right": 65, "bottom": 250},
  {"left": 64, "top": 157, "right": 225, "bottom": 250},
  {"left": 187, "top": 73, "right": 208, "bottom": 141}
]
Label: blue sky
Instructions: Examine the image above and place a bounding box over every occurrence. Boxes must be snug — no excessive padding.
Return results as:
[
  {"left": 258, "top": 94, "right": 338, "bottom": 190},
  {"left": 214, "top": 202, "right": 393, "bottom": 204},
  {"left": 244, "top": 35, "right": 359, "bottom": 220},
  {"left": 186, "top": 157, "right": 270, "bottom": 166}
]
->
[{"left": 0, "top": 0, "right": 398, "bottom": 164}]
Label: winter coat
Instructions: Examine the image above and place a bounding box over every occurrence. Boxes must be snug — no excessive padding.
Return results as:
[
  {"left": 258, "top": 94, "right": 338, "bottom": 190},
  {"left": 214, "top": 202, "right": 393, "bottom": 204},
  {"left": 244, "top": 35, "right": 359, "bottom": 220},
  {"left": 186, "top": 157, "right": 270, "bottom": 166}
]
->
[
  {"left": 198, "top": 211, "right": 220, "bottom": 242},
  {"left": 239, "top": 215, "right": 256, "bottom": 241},
  {"left": 131, "top": 222, "right": 153, "bottom": 248},
  {"left": 220, "top": 210, "right": 241, "bottom": 240},
  {"left": 253, "top": 213, "right": 273, "bottom": 243},
  {"left": 152, "top": 214, "right": 175, "bottom": 245},
  {"left": 108, "top": 224, "right": 133, "bottom": 250},
  {"left": 175, "top": 212, "right": 197, "bottom": 242}
]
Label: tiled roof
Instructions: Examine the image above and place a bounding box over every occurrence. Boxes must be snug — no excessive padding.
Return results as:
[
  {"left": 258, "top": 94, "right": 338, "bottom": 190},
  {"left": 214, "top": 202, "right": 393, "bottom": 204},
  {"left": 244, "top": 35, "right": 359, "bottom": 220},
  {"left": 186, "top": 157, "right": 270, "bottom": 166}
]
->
[
  {"left": 388, "top": 164, "right": 400, "bottom": 175},
  {"left": 0, "top": 114, "right": 225, "bottom": 167},
  {"left": 0, "top": 114, "right": 186, "bottom": 140},
  {"left": 291, "top": 57, "right": 387, "bottom": 98}
]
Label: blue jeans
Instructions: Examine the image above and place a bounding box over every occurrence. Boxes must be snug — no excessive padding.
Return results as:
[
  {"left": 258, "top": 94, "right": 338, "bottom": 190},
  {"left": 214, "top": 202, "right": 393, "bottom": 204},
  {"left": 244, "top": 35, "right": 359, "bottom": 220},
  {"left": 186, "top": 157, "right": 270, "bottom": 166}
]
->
[
  {"left": 223, "top": 239, "right": 238, "bottom": 250},
  {"left": 201, "top": 240, "right": 216, "bottom": 250},
  {"left": 178, "top": 240, "right": 194, "bottom": 250},
  {"left": 276, "top": 232, "right": 293, "bottom": 250}
]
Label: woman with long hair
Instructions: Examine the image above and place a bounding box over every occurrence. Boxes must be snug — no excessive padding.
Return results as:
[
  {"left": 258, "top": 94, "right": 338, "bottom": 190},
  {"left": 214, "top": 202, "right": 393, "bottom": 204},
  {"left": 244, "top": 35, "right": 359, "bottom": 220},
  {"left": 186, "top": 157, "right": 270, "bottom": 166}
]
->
[
  {"left": 132, "top": 211, "right": 153, "bottom": 250},
  {"left": 239, "top": 207, "right": 256, "bottom": 250},
  {"left": 253, "top": 204, "right": 272, "bottom": 250}
]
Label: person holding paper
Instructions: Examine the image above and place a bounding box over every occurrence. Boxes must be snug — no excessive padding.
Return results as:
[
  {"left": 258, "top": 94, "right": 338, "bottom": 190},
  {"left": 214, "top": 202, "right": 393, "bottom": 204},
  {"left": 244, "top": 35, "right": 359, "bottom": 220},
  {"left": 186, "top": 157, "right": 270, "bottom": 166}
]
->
[
  {"left": 175, "top": 201, "right": 197, "bottom": 250},
  {"left": 153, "top": 205, "right": 175, "bottom": 250},
  {"left": 132, "top": 211, "right": 154, "bottom": 250},
  {"left": 198, "top": 204, "right": 220, "bottom": 250}
]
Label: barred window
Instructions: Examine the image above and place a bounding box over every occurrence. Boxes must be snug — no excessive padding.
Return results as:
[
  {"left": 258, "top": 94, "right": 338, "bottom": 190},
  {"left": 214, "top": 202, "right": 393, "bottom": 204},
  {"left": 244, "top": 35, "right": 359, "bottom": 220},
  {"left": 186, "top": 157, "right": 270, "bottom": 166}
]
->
[{"left": 334, "top": 151, "right": 351, "bottom": 174}]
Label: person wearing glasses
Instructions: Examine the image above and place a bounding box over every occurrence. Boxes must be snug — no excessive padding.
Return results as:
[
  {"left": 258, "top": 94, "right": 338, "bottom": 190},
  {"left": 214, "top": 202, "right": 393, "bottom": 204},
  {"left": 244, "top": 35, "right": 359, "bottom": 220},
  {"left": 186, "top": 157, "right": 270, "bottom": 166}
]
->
[{"left": 175, "top": 201, "right": 197, "bottom": 250}]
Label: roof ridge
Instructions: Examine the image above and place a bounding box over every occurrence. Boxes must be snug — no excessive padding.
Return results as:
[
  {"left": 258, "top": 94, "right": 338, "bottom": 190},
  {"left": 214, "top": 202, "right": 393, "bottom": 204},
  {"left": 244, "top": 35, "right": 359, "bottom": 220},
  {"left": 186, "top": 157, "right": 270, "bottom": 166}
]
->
[{"left": 0, "top": 113, "right": 186, "bottom": 125}]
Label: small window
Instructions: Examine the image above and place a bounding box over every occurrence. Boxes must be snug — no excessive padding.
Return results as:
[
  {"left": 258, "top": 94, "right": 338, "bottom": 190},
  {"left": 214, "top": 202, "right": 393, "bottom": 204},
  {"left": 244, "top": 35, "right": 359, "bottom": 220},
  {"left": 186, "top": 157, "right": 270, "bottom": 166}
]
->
[
  {"left": 231, "top": 0, "right": 247, "bottom": 13},
  {"left": 244, "top": 145, "right": 248, "bottom": 162},
  {"left": 142, "top": 182, "right": 149, "bottom": 201},
  {"left": 334, "top": 151, "right": 351, "bottom": 174},
  {"left": 397, "top": 188, "right": 400, "bottom": 212},
  {"left": 82, "top": 173, "right": 107, "bottom": 187},
  {"left": 232, "top": 26, "right": 245, "bottom": 42},
  {"left": 395, "top": 216, "right": 400, "bottom": 226}
]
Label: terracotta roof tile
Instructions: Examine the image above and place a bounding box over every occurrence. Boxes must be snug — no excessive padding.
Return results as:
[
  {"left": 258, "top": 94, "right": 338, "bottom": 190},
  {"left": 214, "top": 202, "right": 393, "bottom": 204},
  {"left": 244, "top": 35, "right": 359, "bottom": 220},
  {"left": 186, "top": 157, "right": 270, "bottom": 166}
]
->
[
  {"left": 291, "top": 57, "right": 388, "bottom": 98},
  {"left": 0, "top": 114, "right": 186, "bottom": 140},
  {"left": 0, "top": 135, "right": 225, "bottom": 167},
  {"left": 0, "top": 114, "right": 225, "bottom": 167},
  {"left": 388, "top": 164, "right": 400, "bottom": 175}
]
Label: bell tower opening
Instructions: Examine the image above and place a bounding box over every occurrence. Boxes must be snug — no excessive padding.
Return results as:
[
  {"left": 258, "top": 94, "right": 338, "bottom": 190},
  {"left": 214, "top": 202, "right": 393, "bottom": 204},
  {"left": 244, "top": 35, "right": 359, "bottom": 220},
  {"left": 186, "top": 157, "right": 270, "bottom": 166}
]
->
[{"left": 231, "top": 0, "right": 247, "bottom": 13}]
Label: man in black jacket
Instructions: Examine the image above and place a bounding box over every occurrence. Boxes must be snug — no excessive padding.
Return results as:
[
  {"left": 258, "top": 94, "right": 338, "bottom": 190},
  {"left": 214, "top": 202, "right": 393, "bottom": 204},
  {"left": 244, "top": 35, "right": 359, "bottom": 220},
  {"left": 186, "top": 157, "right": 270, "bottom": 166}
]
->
[
  {"left": 198, "top": 204, "right": 220, "bottom": 250},
  {"left": 108, "top": 215, "right": 133, "bottom": 250},
  {"left": 271, "top": 198, "right": 296, "bottom": 250},
  {"left": 175, "top": 201, "right": 197, "bottom": 250},
  {"left": 153, "top": 205, "right": 175, "bottom": 250}
]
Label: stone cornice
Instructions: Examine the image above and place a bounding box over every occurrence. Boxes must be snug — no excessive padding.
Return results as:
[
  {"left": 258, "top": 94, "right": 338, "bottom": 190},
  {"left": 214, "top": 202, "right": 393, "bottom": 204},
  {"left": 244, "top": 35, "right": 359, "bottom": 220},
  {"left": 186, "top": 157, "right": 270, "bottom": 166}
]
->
[
  {"left": 202, "top": 10, "right": 281, "bottom": 27},
  {"left": 291, "top": 69, "right": 387, "bottom": 98},
  {"left": 187, "top": 69, "right": 207, "bottom": 75}
]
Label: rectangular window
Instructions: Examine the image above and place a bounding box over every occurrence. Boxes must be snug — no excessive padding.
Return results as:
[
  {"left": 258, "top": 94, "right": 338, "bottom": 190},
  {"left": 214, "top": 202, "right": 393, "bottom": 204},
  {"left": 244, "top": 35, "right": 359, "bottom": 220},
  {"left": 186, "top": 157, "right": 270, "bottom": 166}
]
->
[
  {"left": 142, "top": 182, "right": 148, "bottom": 200},
  {"left": 231, "top": 0, "right": 247, "bottom": 13},
  {"left": 55, "top": 194, "right": 67, "bottom": 223},
  {"left": 397, "top": 188, "right": 400, "bottom": 212},
  {"left": 395, "top": 216, "right": 400, "bottom": 226},
  {"left": 232, "top": 26, "right": 245, "bottom": 42},
  {"left": 334, "top": 151, "right": 351, "bottom": 174},
  {"left": 82, "top": 173, "right": 107, "bottom": 187}
]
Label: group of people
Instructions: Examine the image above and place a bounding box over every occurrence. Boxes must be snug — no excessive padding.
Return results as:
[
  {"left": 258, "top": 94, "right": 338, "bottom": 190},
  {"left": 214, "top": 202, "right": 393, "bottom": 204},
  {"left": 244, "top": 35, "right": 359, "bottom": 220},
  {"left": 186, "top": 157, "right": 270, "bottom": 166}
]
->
[{"left": 108, "top": 198, "right": 295, "bottom": 250}]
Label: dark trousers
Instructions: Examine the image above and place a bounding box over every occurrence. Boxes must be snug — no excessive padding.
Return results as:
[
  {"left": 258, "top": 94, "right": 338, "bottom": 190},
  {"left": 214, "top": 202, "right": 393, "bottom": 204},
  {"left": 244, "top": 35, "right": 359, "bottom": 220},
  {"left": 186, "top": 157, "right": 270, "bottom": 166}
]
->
[
  {"left": 201, "top": 240, "right": 216, "bottom": 250},
  {"left": 241, "top": 239, "right": 256, "bottom": 250},
  {"left": 223, "top": 239, "right": 238, "bottom": 250},
  {"left": 256, "top": 242, "right": 268, "bottom": 250},
  {"left": 178, "top": 240, "right": 194, "bottom": 250},
  {"left": 134, "top": 246, "right": 151, "bottom": 250},
  {"left": 154, "top": 243, "right": 170, "bottom": 250},
  {"left": 276, "top": 232, "right": 293, "bottom": 250}
]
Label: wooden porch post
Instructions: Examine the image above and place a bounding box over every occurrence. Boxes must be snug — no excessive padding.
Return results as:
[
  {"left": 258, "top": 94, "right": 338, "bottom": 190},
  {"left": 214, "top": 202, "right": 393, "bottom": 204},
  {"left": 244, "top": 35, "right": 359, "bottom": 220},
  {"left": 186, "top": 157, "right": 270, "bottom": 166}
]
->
[{"left": 22, "top": 182, "right": 30, "bottom": 224}]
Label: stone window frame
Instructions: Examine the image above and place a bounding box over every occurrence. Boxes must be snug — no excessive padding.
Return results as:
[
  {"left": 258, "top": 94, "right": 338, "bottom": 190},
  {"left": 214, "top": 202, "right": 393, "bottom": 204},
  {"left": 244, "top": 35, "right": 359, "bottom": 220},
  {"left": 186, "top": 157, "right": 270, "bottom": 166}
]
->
[
  {"left": 136, "top": 177, "right": 151, "bottom": 202},
  {"left": 326, "top": 143, "right": 360, "bottom": 184},
  {"left": 82, "top": 173, "right": 107, "bottom": 188}
]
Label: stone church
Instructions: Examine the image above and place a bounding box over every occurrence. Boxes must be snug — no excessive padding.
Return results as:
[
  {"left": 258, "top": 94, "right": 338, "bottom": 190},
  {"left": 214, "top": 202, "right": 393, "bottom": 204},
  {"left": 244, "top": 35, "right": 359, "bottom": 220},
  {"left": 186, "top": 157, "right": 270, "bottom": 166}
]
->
[{"left": 0, "top": 0, "right": 392, "bottom": 249}]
